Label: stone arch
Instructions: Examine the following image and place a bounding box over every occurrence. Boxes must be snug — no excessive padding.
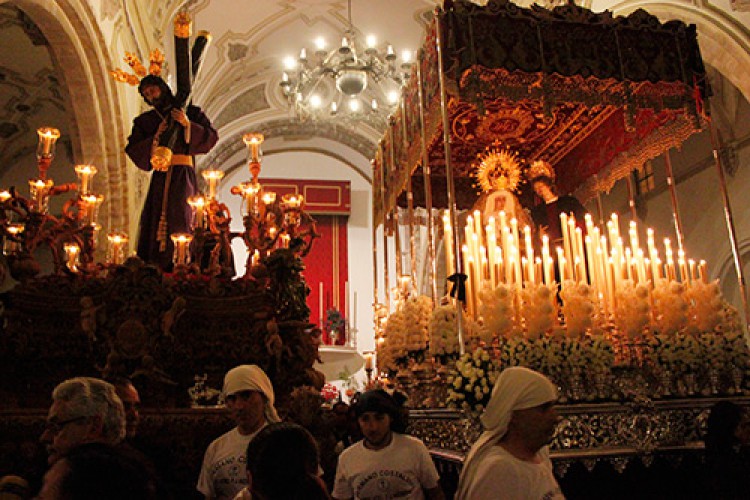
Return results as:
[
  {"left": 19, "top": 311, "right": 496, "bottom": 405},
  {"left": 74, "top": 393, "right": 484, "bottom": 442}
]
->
[
  {"left": 2, "top": 0, "right": 131, "bottom": 232},
  {"left": 203, "top": 117, "right": 377, "bottom": 181}
]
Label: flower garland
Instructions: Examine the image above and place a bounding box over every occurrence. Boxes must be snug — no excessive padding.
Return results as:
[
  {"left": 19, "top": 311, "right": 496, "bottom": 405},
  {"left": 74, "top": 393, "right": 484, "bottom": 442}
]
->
[{"left": 446, "top": 347, "right": 499, "bottom": 414}]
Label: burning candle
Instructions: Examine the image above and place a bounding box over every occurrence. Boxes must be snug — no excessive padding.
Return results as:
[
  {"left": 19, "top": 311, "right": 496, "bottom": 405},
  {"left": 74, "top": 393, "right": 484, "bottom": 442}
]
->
[
  {"left": 239, "top": 181, "right": 262, "bottom": 216},
  {"left": 3, "top": 223, "right": 24, "bottom": 255},
  {"left": 36, "top": 127, "right": 60, "bottom": 158},
  {"left": 243, "top": 132, "right": 264, "bottom": 164},
  {"left": 187, "top": 195, "right": 206, "bottom": 229},
  {"left": 106, "top": 231, "right": 129, "bottom": 265},
  {"left": 364, "top": 352, "right": 373, "bottom": 371},
  {"left": 170, "top": 233, "right": 193, "bottom": 266},
  {"left": 29, "top": 178, "right": 54, "bottom": 213},
  {"left": 0, "top": 190, "right": 11, "bottom": 203},
  {"left": 64, "top": 242, "right": 80, "bottom": 272},
  {"left": 202, "top": 169, "right": 224, "bottom": 200},
  {"left": 74, "top": 164, "right": 98, "bottom": 196},
  {"left": 80, "top": 194, "right": 104, "bottom": 226},
  {"left": 251, "top": 249, "right": 260, "bottom": 267}
]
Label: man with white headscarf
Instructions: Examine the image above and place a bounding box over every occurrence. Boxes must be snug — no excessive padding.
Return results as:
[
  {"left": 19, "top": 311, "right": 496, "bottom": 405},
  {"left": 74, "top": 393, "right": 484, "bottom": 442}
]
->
[
  {"left": 456, "top": 366, "right": 564, "bottom": 500},
  {"left": 197, "top": 365, "right": 281, "bottom": 500}
]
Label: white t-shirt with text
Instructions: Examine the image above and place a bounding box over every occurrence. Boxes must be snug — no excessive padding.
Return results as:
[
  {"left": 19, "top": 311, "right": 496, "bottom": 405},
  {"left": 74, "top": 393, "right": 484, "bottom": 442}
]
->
[{"left": 197, "top": 426, "right": 263, "bottom": 500}]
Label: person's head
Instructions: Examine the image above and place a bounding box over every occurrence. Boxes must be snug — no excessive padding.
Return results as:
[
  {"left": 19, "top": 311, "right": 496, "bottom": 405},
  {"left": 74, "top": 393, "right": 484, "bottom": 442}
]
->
[
  {"left": 245, "top": 422, "right": 327, "bottom": 500},
  {"left": 531, "top": 177, "right": 557, "bottom": 201},
  {"left": 485, "top": 367, "right": 559, "bottom": 453},
  {"left": 706, "top": 401, "right": 750, "bottom": 454},
  {"left": 137, "top": 75, "right": 174, "bottom": 112},
  {"left": 40, "top": 378, "right": 125, "bottom": 465},
  {"left": 353, "top": 390, "right": 407, "bottom": 449},
  {"left": 36, "top": 443, "right": 158, "bottom": 500},
  {"left": 0, "top": 475, "right": 29, "bottom": 500},
  {"left": 222, "top": 365, "right": 280, "bottom": 435},
  {"left": 331, "top": 401, "right": 350, "bottom": 431},
  {"left": 106, "top": 377, "right": 140, "bottom": 440}
]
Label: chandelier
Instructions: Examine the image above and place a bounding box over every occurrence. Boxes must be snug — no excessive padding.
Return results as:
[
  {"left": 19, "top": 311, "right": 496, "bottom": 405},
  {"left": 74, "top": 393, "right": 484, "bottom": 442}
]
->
[{"left": 280, "top": 0, "right": 413, "bottom": 127}]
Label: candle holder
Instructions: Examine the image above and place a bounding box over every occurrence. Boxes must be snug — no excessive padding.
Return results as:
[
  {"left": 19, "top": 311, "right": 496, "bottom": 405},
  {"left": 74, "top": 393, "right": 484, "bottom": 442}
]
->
[
  {"left": 171, "top": 233, "right": 193, "bottom": 267},
  {"left": 281, "top": 193, "right": 304, "bottom": 231},
  {"left": 36, "top": 127, "right": 61, "bottom": 179},
  {"left": 201, "top": 169, "right": 224, "bottom": 200},
  {"left": 106, "top": 231, "right": 129, "bottom": 265},
  {"left": 63, "top": 242, "right": 80, "bottom": 272},
  {"left": 29, "top": 179, "right": 55, "bottom": 214},
  {"left": 74, "top": 165, "right": 98, "bottom": 196},
  {"left": 187, "top": 195, "right": 207, "bottom": 229},
  {"left": 239, "top": 181, "right": 263, "bottom": 217},
  {"left": 80, "top": 194, "right": 104, "bottom": 226},
  {"left": 242, "top": 132, "right": 264, "bottom": 181},
  {"left": 3, "top": 223, "right": 24, "bottom": 256}
]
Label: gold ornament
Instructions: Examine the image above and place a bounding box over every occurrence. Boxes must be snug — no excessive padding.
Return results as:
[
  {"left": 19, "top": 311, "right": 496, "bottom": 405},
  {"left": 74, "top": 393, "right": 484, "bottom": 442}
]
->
[
  {"left": 527, "top": 160, "right": 556, "bottom": 183},
  {"left": 474, "top": 145, "right": 523, "bottom": 194},
  {"left": 110, "top": 48, "right": 165, "bottom": 86}
]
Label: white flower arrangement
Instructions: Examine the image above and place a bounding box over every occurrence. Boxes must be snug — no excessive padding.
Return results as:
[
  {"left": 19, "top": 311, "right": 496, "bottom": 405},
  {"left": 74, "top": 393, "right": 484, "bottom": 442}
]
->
[
  {"left": 614, "top": 280, "right": 650, "bottom": 339},
  {"left": 446, "top": 347, "right": 499, "bottom": 414},
  {"left": 478, "top": 282, "right": 518, "bottom": 341},
  {"left": 651, "top": 280, "right": 689, "bottom": 335},
  {"left": 647, "top": 333, "right": 701, "bottom": 375},
  {"left": 586, "top": 335, "right": 615, "bottom": 373},
  {"left": 401, "top": 295, "right": 433, "bottom": 352},
  {"left": 520, "top": 283, "right": 558, "bottom": 340},
  {"left": 499, "top": 337, "right": 547, "bottom": 371},
  {"left": 560, "top": 281, "right": 596, "bottom": 339},
  {"left": 684, "top": 280, "right": 724, "bottom": 334},
  {"left": 428, "top": 302, "right": 461, "bottom": 358}
]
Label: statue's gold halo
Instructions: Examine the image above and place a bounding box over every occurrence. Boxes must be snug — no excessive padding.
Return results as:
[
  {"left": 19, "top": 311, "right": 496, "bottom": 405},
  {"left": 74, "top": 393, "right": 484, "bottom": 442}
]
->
[{"left": 474, "top": 148, "right": 523, "bottom": 194}]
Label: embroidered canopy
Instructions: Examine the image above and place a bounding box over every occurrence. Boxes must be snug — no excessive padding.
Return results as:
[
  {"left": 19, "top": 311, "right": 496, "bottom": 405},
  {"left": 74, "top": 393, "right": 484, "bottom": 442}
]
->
[{"left": 373, "top": 0, "right": 707, "bottom": 224}]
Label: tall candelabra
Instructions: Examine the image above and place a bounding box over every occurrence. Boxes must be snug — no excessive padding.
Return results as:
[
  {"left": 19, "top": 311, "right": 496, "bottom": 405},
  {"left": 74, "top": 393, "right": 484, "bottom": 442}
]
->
[{"left": 0, "top": 127, "right": 121, "bottom": 281}]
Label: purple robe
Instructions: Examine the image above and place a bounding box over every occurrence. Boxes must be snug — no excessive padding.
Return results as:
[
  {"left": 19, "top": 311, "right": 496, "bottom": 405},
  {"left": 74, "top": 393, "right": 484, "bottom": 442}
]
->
[{"left": 125, "top": 105, "right": 218, "bottom": 269}]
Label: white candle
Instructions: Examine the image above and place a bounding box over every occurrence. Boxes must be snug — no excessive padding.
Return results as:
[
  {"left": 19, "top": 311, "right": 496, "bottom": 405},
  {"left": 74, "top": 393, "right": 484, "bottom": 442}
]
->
[
  {"left": 353, "top": 291, "right": 357, "bottom": 332},
  {"left": 319, "top": 282, "right": 324, "bottom": 326},
  {"left": 345, "top": 281, "right": 350, "bottom": 331}
]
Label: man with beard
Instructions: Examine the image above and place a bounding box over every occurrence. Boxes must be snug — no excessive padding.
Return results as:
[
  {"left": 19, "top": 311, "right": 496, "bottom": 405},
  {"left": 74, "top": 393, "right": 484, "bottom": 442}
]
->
[
  {"left": 455, "top": 367, "right": 563, "bottom": 500},
  {"left": 332, "top": 390, "right": 444, "bottom": 500},
  {"left": 197, "top": 365, "right": 281, "bottom": 500},
  {"left": 125, "top": 74, "right": 218, "bottom": 269}
]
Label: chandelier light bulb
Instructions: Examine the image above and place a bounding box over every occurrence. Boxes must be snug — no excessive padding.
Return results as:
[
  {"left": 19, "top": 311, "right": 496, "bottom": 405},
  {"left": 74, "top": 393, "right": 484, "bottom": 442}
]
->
[
  {"left": 371, "top": 99, "right": 378, "bottom": 111},
  {"left": 299, "top": 48, "right": 307, "bottom": 62},
  {"left": 348, "top": 98, "right": 361, "bottom": 112},
  {"left": 283, "top": 56, "right": 297, "bottom": 70},
  {"left": 387, "top": 90, "right": 400, "bottom": 104},
  {"left": 366, "top": 35, "right": 377, "bottom": 48},
  {"left": 331, "top": 102, "right": 338, "bottom": 114},
  {"left": 386, "top": 44, "right": 396, "bottom": 61},
  {"left": 401, "top": 50, "right": 412, "bottom": 63},
  {"left": 315, "top": 37, "right": 326, "bottom": 51},
  {"left": 310, "top": 94, "right": 322, "bottom": 108}
]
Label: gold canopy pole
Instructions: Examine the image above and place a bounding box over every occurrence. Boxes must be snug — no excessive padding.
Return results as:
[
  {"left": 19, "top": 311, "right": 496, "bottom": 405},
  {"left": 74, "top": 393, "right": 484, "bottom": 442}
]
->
[
  {"left": 436, "top": 9, "right": 465, "bottom": 354},
  {"left": 708, "top": 120, "right": 749, "bottom": 330},
  {"left": 663, "top": 151, "right": 686, "bottom": 253},
  {"left": 379, "top": 142, "right": 391, "bottom": 312},
  {"left": 371, "top": 159, "right": 380, "bottom": 315},
  {"left": 401, "top": 98, "right": 417, "bottom": 290},
  {"left": 389, "top": 123, "right": 403, "bottom": 280},
  {"left": 416, "top": 51, "right": 438, "bottom": 303}
]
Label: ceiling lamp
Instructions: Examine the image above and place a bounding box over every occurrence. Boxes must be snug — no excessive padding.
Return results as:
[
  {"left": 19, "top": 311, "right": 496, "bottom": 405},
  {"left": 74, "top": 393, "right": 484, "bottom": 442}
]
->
[{"left": 280, "top": 0, "right": 412, "bottom": 127}]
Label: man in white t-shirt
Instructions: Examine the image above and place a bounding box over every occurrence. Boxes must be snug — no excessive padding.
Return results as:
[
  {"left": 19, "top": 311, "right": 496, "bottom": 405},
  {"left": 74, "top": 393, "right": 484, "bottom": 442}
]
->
[
  {"left": 456, "top": 366, "right": 564, "bottom": 500},
  {"left": 197, "top": 365, "right": 280, "bottom": 500},
  {"left": 333, "top": 389, "right": 444, "bottom": 500}
]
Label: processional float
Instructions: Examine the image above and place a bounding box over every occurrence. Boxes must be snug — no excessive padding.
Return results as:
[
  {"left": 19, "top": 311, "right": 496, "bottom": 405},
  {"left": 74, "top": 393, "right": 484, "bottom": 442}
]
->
[{"left": 370, "top": 0, "right": 750, "bottom": 468}]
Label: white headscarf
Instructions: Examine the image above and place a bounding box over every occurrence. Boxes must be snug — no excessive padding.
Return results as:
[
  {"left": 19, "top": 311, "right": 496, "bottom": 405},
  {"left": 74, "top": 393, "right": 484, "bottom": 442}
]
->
[
  {"left": 455, "top": 366, "right": 558, "bottom": 499},
  {"left": 223, "top": 364, "right": 281, "bottom": 423}
]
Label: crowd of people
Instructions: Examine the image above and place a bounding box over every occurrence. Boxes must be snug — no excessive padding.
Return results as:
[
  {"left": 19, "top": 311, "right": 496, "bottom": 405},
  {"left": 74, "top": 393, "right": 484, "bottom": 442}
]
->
[{"left": 1, "top": 364, "right": 748, "bottom": 499}]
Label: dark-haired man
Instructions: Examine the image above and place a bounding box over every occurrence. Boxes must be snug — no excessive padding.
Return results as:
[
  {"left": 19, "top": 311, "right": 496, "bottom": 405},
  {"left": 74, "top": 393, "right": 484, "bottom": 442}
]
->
[
  {"left": 332, "top": 390, "right": 444, "bottom": 500},
  {"left": 125, "top": 74, "right": 218, "bottom": 269}
]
